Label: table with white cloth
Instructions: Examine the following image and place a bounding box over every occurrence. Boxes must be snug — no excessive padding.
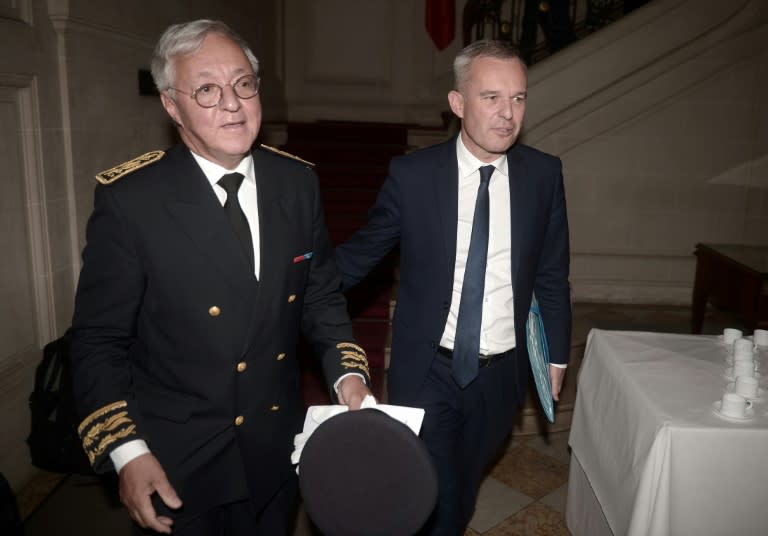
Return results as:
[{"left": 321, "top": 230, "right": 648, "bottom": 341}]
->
[{"left": 566, "top": 329, "right": 768, "bottom": 536}]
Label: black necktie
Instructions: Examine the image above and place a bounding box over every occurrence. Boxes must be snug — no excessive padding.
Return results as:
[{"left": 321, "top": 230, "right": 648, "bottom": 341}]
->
[
  {"left": 452, "top": 165, "right": 494, "bottom": 388},
  {"left": 217, "top": 172, "right": 254, "bottom": 270}
]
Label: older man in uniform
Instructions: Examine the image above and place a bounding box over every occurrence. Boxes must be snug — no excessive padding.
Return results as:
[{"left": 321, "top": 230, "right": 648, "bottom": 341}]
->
[{"left": 70, "top": 19, "right": 371, "bottom": 535}]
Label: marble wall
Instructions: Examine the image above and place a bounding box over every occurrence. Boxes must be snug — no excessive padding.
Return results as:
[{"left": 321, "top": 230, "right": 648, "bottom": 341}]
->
[{"left": 524, "top": 0, "right": 768, "bottom": 303}]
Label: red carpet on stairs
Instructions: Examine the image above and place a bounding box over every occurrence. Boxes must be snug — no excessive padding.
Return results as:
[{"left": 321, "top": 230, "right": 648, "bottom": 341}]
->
[{"left": 280, "top": 122, "right": 410, "bottom": 405}]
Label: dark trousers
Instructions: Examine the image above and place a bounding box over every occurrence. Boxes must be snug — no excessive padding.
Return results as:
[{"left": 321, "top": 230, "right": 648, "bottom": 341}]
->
[
  {"left": 415, "top": 349, "right": 519, "bottom": 536},
  {"left": 133, "top": 475, "right": 298, "bottom": 536}
]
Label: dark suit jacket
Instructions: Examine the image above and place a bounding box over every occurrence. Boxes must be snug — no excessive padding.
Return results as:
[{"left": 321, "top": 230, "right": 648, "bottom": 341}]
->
[
  {"left": 335, "top": 137, "right": 570, "bottom": 406},
  {"left": 70, "top": 143, "right": 368, "bottom": 515}
]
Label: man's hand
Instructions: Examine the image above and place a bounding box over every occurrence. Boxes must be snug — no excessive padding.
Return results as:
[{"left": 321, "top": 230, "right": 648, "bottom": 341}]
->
[
  {"left": 337, "top": 375, "right": 374, "bottom": 410},
  {"left": 118, "top": 453, "right": 182, "bottom": 534},
  {"left": 549, "top": 365, "right": 567, "bottom": 402}
]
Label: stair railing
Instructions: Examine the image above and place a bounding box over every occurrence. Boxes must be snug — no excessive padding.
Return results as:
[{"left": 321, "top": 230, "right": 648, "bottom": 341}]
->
[{"left": 462, "top": 0, "right": 652, "bottom": 65}]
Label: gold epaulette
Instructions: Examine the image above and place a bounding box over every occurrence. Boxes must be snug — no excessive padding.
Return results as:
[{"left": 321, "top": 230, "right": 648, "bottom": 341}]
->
[
  {"left": 95, "top": 150, "right": 165, "bottom": 184},
  {"left": 337, "top": 342, "right": 370, "bottom": 378},
  {"left": 259, "top": 144, "right": 315, "bottom": 167},
  {"left": 78, "top": 401, "right": 137, "bottom": 465}
]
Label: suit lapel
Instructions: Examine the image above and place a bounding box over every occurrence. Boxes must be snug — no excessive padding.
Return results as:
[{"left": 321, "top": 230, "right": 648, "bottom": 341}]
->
[
  {"left": 252, "top": 150, "right": 291, "bottom": 292},
  {"left": 507, "top": 145, "right": 525, "bottom": 289},
  {"left": 508, "top": 144, "right": 535, "bottom": 335},
  {"left": 433, "top": 141, "right": 460, "bottom": 268},
  {"left": 162, "top": 145, "right": 256, "bottom": 291},
  {"left": 239, "top": 150, "right": 293, "bottom": 354}
]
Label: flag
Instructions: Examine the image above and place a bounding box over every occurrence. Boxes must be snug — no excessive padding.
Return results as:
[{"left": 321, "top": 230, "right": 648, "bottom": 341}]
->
[{"left": 426, "top": 0, "right": 455, "bottom": 51}]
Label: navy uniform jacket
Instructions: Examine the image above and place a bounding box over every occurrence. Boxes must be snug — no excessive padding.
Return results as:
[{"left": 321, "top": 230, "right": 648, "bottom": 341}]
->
[
  {"left": 70, "top": 143, "right": 369, "bottom": 515},
  {"left": 335, "top": 137, "right": 570, "bottom": 406}
]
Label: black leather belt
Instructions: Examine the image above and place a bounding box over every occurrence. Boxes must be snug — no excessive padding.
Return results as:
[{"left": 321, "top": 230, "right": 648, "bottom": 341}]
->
[{"left": 436, "top": 346, "right": 513, "bottom": 368}]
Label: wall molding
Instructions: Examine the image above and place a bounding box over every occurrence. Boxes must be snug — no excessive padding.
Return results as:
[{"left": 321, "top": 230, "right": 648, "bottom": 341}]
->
[
  {"left": 572, "top": 280, "right": 692, "bottom": 305},
  {"left": 0, "top": 74, "right": 56, "bottom": 346},
  {"left": 49, "top": 16, "right": 82, "bottom": 304},
  {"left": 0, "top": 0, "right": 32, "bottom": 24},
  {"left": 570, "top": 251, "right": 694, "bottom": 305},
  {"left": 49, "top": 14, "right": 154, "bottom": 49},
  {"left": 289, "top": 101, "right": 443, "bottom": 125}
]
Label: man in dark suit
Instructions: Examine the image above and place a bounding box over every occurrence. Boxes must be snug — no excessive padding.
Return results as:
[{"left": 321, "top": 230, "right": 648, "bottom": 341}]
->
[
  {"left": 335, "top": 40, "right": 571, "bottom": 535},
  {"left": 70, "top": 20, "right": 371, "bottom": 535}
]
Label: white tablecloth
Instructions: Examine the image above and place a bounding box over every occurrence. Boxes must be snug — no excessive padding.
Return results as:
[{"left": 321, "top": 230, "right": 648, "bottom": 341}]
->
[{"left": 566, "top": 329, "right": 768, "bottom": 536}]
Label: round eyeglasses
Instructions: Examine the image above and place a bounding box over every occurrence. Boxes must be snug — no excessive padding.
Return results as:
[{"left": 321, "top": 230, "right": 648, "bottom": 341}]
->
[{"left": 170, "top": 74, "right": 260, "bottom": 108}]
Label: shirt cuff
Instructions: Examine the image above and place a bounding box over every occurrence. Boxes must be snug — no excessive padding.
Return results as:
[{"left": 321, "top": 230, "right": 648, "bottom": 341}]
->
[
  {"left": 109, "top": 439, "right": 150, "bottom": 473},
  {"left": 550, "top": 363, "right": 567, "bottom": 369},
  {"left": 333, "top": 372, "right": 367, "bottom": 394}
]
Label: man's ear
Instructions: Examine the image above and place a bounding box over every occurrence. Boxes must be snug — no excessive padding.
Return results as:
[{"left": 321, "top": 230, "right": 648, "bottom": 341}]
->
[
  {"left": 447, "top": 90, "right": 464, "bottom": 119},
  {"left": 160, "top": 92, "right": 182, "bottom": 127}
]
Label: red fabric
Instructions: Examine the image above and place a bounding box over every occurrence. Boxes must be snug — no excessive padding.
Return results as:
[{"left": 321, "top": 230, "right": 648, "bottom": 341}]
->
[{"left": 426, "top": 0, "right": 455, "bottom": 51}]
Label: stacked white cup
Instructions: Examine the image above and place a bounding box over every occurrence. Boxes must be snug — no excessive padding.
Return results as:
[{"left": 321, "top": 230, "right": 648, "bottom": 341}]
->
[
  {"left": 732, "top": 376, "right": 760, "bottom": 399},
  {"left": 715, "top": 329, "right": 760, "bottom": 420},
  {"left": 730, "top": 338, "right": 756, "bottom": 378},
  {"left": 733, "top": 337, "right": 755, "bottom": 357},
  {"left": 722, "top": 328, "right": 743, "bottom": 345},
  {"left": 754, "top": 329, "right": 768, "bottom": 348}
]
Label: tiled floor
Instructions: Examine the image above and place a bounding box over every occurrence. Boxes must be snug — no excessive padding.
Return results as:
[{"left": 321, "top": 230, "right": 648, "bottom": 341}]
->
[
  {"left": 465, "top": 431, "right": 572, "bottom": 535},
  {"left": 19, "top": 302, "right": 746, "bottom": 535}
]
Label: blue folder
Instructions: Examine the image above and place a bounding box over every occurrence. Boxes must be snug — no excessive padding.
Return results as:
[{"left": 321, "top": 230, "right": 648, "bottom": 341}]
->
[{"left": 525, "top": 295, "right": 555, "bottom": 423}]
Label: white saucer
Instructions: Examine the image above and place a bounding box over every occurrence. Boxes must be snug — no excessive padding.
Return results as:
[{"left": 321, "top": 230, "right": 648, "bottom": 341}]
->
[
  {"left": 712, "top": 401, "right": 755, "bottom": 421},
  {"left": 725, "top": 383, "right": 765, "bottom": 401},
  {"left": 724, "top": 368, "right": 761, "bottom": 381}
]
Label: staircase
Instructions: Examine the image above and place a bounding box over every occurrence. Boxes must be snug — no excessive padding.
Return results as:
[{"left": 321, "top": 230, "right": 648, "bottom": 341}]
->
[{"left": 281, "top": 122, "right": 410, "bottom": 405}]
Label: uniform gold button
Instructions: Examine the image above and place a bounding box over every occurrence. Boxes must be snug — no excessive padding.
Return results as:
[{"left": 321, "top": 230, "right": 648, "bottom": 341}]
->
[
  {"left": 208, "top": 306, "right": 221, "bottom": 317},
  {"left": 270, "top": 405, "right": 280, "bottom": 412},
  {"left": 236, "top": 361, "right": 247, "bottom": 372},
  {"left": 287, "top": 294, "right": 296, "bottom": 303},
  {"left": 276, "top": 353, "right": 286, "bottom": 361},
  {"left": 235, "top": 415, "right": 244, "bottom": 426}
]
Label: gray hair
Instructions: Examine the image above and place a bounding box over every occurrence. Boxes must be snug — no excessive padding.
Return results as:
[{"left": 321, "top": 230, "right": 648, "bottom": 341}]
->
[
  {"left": 453, "top": 40, "right": 525, "bottom": 90},
  {"left": 151, "top": 19, "right": 260, "bottom": 93}
]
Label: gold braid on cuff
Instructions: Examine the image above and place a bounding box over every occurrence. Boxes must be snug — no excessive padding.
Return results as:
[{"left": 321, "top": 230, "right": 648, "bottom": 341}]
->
[{"left": 78, "top": 401, "right": 137, "bottom": 465}]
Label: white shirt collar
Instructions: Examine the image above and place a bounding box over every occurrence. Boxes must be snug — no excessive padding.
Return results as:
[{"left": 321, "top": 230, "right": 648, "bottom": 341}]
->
[
  {"left": 189, "top": 150, "right": 255, "bottom": 187},
  {"left": 455, "top": 134, "right": 508, "bottom": 179}
]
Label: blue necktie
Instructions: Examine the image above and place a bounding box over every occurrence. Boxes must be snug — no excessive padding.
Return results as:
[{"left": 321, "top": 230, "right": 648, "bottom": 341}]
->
[
  {"left": 218, "top": 172, "right": 254, "bottom": 270},
  {"left": 452, "top": 165, "right": 494, "bottom": 388}
]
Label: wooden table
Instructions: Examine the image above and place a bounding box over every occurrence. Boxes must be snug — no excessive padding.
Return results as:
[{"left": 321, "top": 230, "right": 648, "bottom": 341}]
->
[{"left": 691, "top": 243, "right": 768, "bottom": 333}]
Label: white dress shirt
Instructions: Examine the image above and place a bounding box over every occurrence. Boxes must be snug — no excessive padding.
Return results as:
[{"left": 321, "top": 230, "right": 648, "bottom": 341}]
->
[
  {"left": 438, "top": 136, "right": 566, "bottom": 370},
  {"left": 193, "top": 152, "right": 261, "bottom": 278},
  {"left": 440, "top": 135, "right": 516, "bottom": 355}
]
